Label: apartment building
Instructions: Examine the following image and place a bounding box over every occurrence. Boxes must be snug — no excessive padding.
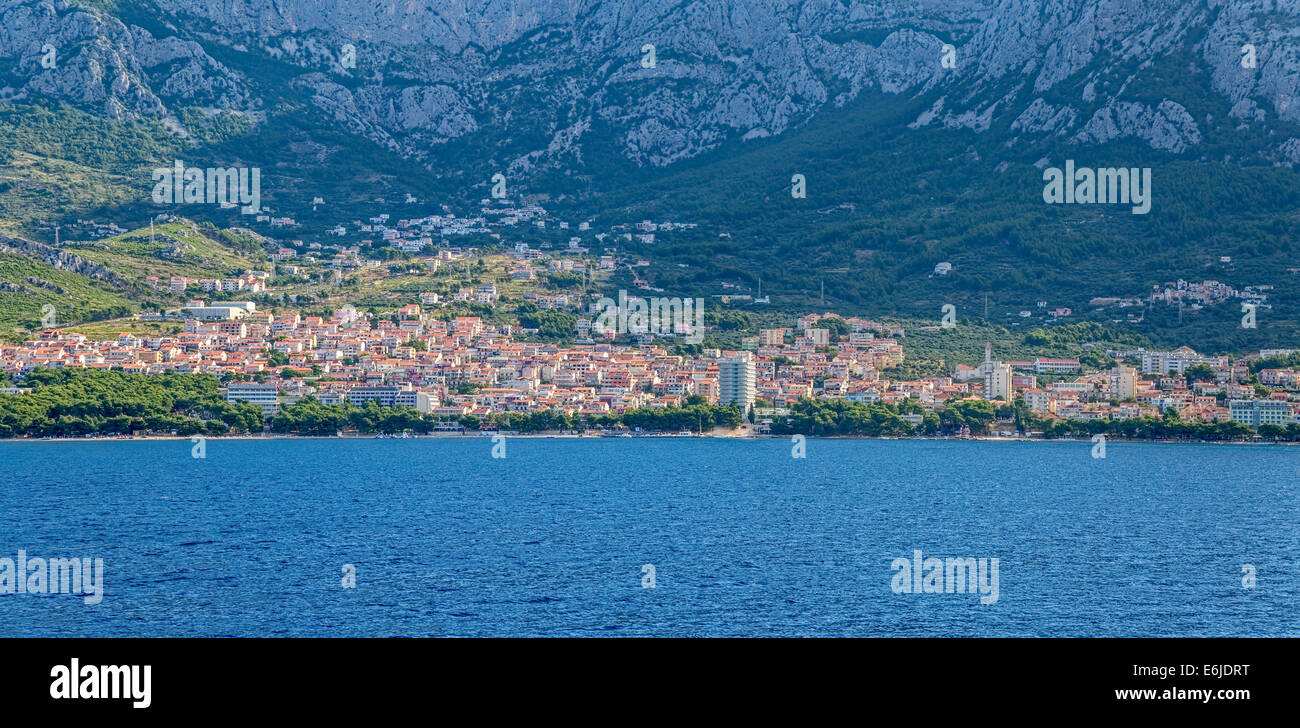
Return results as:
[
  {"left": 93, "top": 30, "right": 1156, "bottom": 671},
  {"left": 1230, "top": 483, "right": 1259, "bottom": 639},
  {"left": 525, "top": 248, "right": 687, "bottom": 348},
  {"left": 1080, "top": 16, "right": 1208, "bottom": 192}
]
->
[
  {"left": 1229, "top": 399, "right": 1293, "bottom": 427},
  {"left": 224, "top": 382, "right": 280, "bottom": 416},
  {"left": 717, "top": 353, "right": 756, "bottom": 410}
]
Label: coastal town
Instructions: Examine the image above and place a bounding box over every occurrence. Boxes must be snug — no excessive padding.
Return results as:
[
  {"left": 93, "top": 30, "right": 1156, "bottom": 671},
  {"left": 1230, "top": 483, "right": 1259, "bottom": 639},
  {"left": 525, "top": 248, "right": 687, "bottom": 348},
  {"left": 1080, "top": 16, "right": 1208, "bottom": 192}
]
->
[
  {"left": 6, "top": 197, "right": 1297, "bottom": 438},
  {"left": 2, "top": 297, "right": 1297, "bottom": 436}
]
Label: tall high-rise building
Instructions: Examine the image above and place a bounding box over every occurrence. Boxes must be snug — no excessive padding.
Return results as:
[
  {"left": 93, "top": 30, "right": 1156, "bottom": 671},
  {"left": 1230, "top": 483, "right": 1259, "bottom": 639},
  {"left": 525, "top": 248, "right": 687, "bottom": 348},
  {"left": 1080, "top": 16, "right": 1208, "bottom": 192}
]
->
[
  {"left": 984, "top": 362, "right": 1013, "bottom": 401},
  {"left": 979, "top": 342, "right": 1013, "bottom": 400},
  {"left": 717, "top": 353, "right": 756, "bottom": 410},
  {"left": 1109, "top": 365, "right": 1138, "bottom": 400}
]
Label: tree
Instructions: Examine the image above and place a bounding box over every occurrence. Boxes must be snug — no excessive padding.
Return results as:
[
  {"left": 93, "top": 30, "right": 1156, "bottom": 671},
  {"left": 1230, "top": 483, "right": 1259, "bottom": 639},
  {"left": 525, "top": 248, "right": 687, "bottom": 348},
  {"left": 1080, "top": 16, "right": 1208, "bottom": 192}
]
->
[
  {"left": 818, "top": 316, "right": 850, "bottom": 342},
  {"left": 1183, "top": 363, "right": 1215, "bottom": 386},
  {"left": 1257, "top": 424, "right": 1286, "bottom": 441}
]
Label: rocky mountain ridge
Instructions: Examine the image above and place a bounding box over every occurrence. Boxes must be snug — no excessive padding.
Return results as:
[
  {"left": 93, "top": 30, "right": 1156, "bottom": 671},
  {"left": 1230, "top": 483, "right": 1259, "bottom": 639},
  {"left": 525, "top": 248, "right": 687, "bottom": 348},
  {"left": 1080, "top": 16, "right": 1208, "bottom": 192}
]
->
[{"left": 1, "top": 0, "right": 1298, "bottom": 178}]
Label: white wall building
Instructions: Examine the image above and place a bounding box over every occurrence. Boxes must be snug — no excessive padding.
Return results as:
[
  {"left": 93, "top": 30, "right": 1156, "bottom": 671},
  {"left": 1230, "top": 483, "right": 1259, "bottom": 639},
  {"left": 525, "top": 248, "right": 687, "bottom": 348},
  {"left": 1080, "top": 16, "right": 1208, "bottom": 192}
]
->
[
  {"left": 717, "top": 353, "right": 756, "bottom": 410},
  {"left": 224, "top": 383, "right": 279, "bottom": 416}
]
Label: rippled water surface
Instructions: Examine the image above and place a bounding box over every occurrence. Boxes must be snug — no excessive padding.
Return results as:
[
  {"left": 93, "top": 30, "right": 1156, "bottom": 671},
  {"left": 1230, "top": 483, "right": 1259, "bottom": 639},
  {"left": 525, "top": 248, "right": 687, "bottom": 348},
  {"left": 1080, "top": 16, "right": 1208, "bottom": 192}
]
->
[{"left": 1, "top": 438, "right": 1296, "bottom": 636}]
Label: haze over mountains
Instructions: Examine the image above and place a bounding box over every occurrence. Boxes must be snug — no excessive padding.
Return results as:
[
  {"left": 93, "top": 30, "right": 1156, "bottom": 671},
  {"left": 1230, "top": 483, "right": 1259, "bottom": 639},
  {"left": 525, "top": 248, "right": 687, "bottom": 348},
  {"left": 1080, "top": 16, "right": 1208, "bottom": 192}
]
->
[{"left": 1, "top": 0, "right": 1299, "bottom": 349}]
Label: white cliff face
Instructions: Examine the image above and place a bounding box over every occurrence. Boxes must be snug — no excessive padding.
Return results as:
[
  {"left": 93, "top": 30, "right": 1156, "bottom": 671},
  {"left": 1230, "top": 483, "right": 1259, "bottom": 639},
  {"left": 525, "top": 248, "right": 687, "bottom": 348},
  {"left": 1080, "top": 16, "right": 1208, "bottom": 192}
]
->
[
  {"left": 0, "top": 0, "right": 249, "bottom": 119},
  {"left": 1, "top": 0, "right": 1299, "bottom": 168},
  {"left": 1205, "top": 0, "right": 1300, "bottom": 125},
  {"left": 1073, "top": 99, "right": 1202, "bottom": 153}
]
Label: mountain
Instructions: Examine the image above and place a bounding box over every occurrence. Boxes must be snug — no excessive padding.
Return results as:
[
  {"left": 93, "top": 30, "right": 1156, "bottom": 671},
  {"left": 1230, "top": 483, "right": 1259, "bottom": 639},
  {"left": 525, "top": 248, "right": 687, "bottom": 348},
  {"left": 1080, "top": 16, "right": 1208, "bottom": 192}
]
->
[
  {"left": 6, "top": 1, "right": 1299, "bottom": 169},
  {"left": 0, "top": 0, "right": 1298, "bottom": 349}
]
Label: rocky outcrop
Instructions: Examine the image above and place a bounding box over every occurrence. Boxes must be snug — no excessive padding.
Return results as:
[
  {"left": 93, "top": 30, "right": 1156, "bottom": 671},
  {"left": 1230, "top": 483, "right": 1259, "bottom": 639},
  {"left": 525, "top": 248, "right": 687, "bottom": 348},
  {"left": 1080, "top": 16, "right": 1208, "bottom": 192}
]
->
[
  {"left": 0, "top": 232, "right": 125, "bottom": 286},
  {"left": 0, "top": 0, "right": 249, "bottom": 121},
  {"left": 1073, "top": 99, "right": 1202, "bottom": 153},
  {"left": 1011, "top": 98, "right": 1078, "bottom": 135}
]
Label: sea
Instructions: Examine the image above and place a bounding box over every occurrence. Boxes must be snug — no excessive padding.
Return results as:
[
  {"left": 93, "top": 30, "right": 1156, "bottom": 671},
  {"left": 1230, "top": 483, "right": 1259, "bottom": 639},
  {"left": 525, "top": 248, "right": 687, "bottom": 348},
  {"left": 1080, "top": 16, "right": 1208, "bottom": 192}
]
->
[{"left": 1, "top": 438, "right": 1296, "bottom": 636}]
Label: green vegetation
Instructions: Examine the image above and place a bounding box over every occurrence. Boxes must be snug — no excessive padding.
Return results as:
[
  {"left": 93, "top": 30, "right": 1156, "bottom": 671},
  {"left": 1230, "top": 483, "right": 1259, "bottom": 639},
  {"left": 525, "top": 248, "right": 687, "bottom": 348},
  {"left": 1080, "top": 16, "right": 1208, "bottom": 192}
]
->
[
  {"left": 767, "top": 398, "right": 917, "bottom": 437},
  {"left": 515, "top": 303, "right": 578, "bottom": 342},
  {"left": 889, "top": 319, "right": 1144, "bottom": 379},
  {"left": 765, "top": 396, "right": 1284, "bottom": 441},
  {"left": 0, "top": 369, "right": 1287, "bottom": 441},
  {"left": 0, "top": 253, "right": 134, "bottom": 338},
  {"left": 65, "top": 221, "right": 267, "bottom": 286},
  {"left": 1250, "top": 351, "right": 1300, "bottom": 372},
  {"left": 0, "top": 369, "right": 263, "bottom": 438},
  {"left": 61, "top": 319, "right": 183, "bottom": 339},
  {"left": 1031, "top": 414, "right": 1270, "bottom": 442},
  {"left": 2, "top": 24, "right": 1298, "bottom": 358},
  {"left": 0, "top": 216, "right": 274, "bottom": 338},
  {"left": 269, "top": 396, "right": 743, "bottom": 435},
  {"left": 572, "top": 66, "right": 1300, "bottom": 351},
  {"left": 0, "top": 103, "right": 182, "bottom": 224}
]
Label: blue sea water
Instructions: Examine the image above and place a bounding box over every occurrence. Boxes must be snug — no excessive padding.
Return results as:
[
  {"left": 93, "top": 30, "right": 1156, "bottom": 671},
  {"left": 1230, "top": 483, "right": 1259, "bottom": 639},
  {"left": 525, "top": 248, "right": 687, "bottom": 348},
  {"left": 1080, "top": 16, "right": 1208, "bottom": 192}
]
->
[{"left": 0, "top": 438, "right": 1296, "bottom": 637}]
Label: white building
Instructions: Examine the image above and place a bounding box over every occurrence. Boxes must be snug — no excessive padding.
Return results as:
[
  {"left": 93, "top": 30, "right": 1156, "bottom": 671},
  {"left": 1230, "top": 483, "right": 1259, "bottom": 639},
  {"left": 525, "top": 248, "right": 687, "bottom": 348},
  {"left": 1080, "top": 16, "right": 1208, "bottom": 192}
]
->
[
  {"left": 984, "top": 362, "right": 1013, "bottom": 401},
  {"left": 806, "top": 328, "right": 830, "bottom": 346},
  {"left": 717, "top": 353, "right": 756, "bottom": 410},
  {"left": 182, "top": 301, "right": 255, "bottom": 320},
  {"left": 224, "top": 383, "right": 279, "bottom": 416},
  {"left": 1141, "top": 347, "right": 1215, "bottom": 375},
  {"left": 1229, "top": 400, "right": 1292, "bottom": 428},
  {"left": 1108, "top": 365, "right": 1138, "bottom": 400}
]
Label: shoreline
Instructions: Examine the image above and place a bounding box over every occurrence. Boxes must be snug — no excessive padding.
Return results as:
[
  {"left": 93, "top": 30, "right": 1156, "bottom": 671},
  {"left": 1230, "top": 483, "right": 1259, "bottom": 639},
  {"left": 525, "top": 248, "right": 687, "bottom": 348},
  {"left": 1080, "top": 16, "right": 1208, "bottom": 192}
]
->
[{"left": 2, "top": 433, "right": 1295, "bottom": 445}]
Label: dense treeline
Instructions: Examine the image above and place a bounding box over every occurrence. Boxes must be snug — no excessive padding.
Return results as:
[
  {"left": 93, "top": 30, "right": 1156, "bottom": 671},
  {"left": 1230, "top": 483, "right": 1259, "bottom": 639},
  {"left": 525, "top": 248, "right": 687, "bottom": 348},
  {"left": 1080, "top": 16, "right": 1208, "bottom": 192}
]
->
[
  {"left": 766, "top": 398, "right": 918, "bottom": 437},
  {"left": 515, "top": 303, "right": 578, "bottom": 342},
  {"left": 1250, "top": 351, "right": 1300, "bottom": 372},
  {"left": 0, "top": 368, "right": 263, "bottom": 438},
  {"left": 0, "top": 370, "right": 742, "bottom": 437},
  {"left": 766, "top": 397, "right": 1294, "bottom": 442},
  {"left": 1, "top": 369, "right": 1290, "bottom": 442},
  {"left": 269, "top": 395, "right": 743, "bottom": 435},
  {"left": 1022, "top": 322, "right": 1144, "bottom": 349},
  {"left": 1032, "top": 415, "right": 1281, "bottom": 441},
  {"left": 766, "top": 397, "right": 1005, "bottom": 437}
]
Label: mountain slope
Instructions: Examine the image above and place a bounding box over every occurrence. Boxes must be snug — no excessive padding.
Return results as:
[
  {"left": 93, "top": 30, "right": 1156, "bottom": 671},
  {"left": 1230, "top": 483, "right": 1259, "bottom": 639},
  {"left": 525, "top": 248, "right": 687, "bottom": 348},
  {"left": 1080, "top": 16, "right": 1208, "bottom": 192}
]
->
[
  {"left": 0, "top": 0, "right": 1297, "bottom": 351},
  {"left": 5, "top": 0, "right": 1300, "bottom": 181}
]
